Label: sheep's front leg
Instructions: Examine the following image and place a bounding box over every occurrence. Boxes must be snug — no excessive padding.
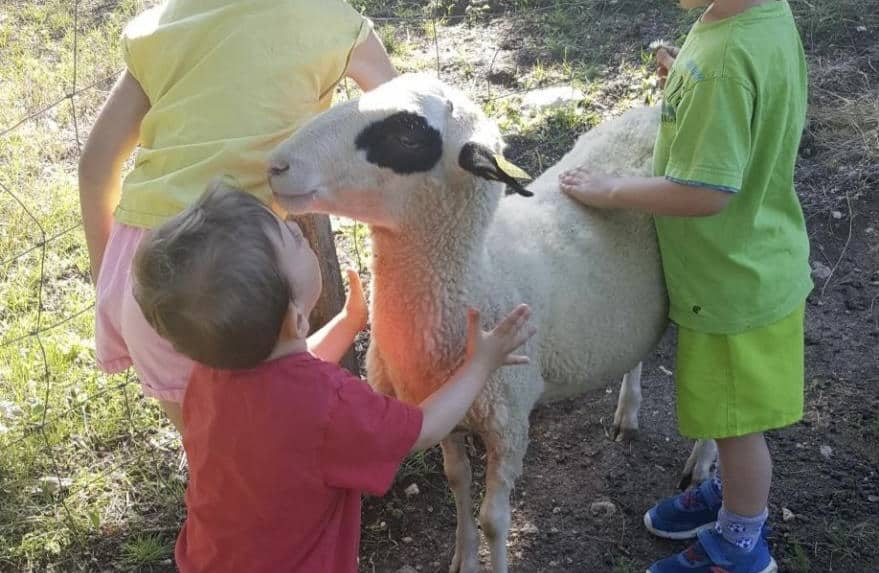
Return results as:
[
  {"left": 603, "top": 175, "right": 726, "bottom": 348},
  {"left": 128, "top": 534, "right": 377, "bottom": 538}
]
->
[
  {"left": 479, "top": 413, "right": 530, "bottom": 573},
  {"left": 678, "top": 439, "right": 718, "bottom": 490},
  {"left": 442, "top": 432, "right": 480, "bottom": 573},
  {"left": 611, "top": 362, "right": 642, "bottom": 442}
]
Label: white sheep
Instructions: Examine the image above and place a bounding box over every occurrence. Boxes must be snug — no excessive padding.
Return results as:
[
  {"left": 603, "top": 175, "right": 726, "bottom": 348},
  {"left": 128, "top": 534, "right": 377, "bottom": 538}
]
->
[{"left": 268, "top": 73, "right": 715, "bottom": 573}]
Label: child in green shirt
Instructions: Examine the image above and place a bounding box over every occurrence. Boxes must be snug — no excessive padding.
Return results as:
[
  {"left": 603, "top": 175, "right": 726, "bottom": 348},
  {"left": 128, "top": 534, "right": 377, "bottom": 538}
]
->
[{"left": 559, "top": 1, "right": 810, "bottom": 571}]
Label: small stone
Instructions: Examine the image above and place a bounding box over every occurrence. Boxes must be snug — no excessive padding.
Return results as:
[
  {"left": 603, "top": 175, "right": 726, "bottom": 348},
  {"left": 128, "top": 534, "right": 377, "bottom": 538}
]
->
[
  {"left": 521, "top": 86, "right": 586, "bottom": 110},
  {"left": 0, "top": 400, "right": 23, "bottom": 420},
  {"left": 380, "top": 521, "right": 387, "bottom": 530},
  {"left": 831, "top": 210, "right": 843, "bottom": 219},
  {"left": 856, "top": 25, "right": 867, "bottom": 32},
  {"left": 868, "top": 495, "right": 879, "bottom": 503},
  {"left": 659, "top": 365, "right": 673, "bottom": 376},
  {"left": 549, "top": 561, "right": 559, "bottom": 567},
  {"left": 553, "top": 506, "right": 562, "bottom": 514},
  {"left": 811, "top": 261, "right": 832, "bottom": 280},
  {"left": 590, "top": 500, "right": 617, "bottom": 518},
  {"left": 404, "top": 483, "right": 420, "bottom": 497},
  {"left": 820, "top": 445, "right": 833, "bottom": 458},
  {"left": 520, "top": 522, "right": 539, "bottom": 535},
  {"left": 782, "top": 507, "right": 795, "bottom": 522},
  {"left": 402, "top": 536, "right": 414, "bottom": 544}
]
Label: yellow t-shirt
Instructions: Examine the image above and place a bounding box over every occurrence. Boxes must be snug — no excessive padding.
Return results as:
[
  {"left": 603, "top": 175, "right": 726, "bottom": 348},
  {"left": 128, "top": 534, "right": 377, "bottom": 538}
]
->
[{"left": 116, "top": 0, "right": 370, "bottom": 228}]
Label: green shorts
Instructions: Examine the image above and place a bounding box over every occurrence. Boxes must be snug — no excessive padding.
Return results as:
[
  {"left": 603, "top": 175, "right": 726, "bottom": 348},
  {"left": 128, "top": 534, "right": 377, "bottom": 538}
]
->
[{"left": 675, "top": 303, "right": 806, "bottom": 439}]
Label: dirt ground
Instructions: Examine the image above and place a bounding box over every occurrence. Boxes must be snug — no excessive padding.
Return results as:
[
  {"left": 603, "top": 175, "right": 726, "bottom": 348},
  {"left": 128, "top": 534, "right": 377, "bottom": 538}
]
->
[{"left": 356, "top": 3, "right": 879, "bottom": 573}]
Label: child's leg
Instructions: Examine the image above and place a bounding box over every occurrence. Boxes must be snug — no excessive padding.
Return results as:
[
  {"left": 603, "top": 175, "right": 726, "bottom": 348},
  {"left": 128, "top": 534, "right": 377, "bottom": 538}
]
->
[
  {"left": 119, "top": 242, "right": 193, "bottom": 432},
  {"left": 96, "top": 223, "right": 193, "bottom": 433},
  {"left": 716, "top": 432, "right": 771, "bottom": 516},
  {"left": 714, "top": 432, "right": 771, "bottom": 551},
  {"left": 159, "top": 399, "right": 184, "bottom": 434}
]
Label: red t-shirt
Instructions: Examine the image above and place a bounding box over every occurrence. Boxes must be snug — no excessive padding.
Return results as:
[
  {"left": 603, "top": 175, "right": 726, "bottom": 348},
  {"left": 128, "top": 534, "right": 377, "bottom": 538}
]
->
[{"left": 175, "top": 352, "right": 423, "bottom": 573}]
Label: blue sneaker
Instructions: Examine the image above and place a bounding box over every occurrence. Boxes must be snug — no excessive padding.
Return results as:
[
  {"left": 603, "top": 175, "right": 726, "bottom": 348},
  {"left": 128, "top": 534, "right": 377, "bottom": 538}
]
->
[
  {"left": 646, "top": 527, "right": 777, "bottom": 573},
  {"left": 644, "top": 478, "right": 722, "bottom": 540}
]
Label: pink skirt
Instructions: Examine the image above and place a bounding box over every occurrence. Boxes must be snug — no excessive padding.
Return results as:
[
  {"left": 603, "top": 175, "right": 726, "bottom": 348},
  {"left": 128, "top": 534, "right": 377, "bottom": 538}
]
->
[{"left": 95, "top": 222, "right": 194, "bottom": 403}]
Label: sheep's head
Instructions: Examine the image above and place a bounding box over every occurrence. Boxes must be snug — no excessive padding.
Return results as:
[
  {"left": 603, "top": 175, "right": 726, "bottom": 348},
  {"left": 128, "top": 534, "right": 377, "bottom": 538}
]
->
[{"left": 268, "top": 73, "right": 531, "bottom": 232}]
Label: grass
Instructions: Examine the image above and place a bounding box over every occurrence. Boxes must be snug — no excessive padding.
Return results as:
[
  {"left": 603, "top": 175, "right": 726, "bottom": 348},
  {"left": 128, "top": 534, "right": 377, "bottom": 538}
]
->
[
  {"left": 789, "top": 542, "right": 812, "bottom": 573},
  {"left": 612, "top": 556, "right": 641, "bottom": 573}
]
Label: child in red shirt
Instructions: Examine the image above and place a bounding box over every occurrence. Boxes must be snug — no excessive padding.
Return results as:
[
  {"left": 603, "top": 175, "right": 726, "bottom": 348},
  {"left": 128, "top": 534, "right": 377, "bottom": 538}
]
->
[{"left": 131, "top": 181, "right": 536, "bottom": 573}]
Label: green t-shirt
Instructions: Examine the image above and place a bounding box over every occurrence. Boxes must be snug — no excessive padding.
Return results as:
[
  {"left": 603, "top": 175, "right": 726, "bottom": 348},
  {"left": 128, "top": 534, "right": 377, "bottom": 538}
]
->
[{"left": 653, "top": 0, "right": 812, "bottom": 334}]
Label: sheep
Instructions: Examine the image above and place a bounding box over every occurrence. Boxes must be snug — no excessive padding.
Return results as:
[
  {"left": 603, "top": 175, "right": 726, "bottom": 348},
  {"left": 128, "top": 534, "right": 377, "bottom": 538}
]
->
[{"left": 268, "top": 73, "right": 716, "bottom": 573}]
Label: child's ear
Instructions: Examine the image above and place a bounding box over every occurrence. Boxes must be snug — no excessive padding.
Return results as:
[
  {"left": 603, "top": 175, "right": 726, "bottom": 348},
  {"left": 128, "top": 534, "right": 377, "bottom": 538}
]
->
[
  {"left": 292, "top": 303, "right": 310, "bottom": 339},
  {"left": 280, "top": 303, "right": 310, "bottom": 341}
]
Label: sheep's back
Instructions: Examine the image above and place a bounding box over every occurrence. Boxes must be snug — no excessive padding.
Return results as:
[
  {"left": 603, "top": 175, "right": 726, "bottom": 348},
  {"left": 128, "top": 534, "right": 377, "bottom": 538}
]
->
[{"left": 486, "top": 106, "right": 668, "bottom": 401}]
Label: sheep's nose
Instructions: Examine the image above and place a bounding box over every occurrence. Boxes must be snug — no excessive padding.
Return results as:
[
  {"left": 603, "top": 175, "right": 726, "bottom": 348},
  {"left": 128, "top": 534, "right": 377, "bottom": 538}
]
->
[{"left": 268, "top": 159, "right": 290, "bottom": 178}]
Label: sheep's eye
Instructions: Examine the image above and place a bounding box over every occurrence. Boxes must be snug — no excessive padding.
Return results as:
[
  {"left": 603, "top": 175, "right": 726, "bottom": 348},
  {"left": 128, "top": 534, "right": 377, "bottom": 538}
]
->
[
  {"left": 397, "top": 135, "right": 421, "bottom": 149},
  {"left": 355, "top": 111, "right": 443, "bottom": 174}
]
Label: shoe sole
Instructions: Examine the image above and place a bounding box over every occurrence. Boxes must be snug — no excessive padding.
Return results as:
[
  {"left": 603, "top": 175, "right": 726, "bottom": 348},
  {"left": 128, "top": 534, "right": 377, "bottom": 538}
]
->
[
  {"left": 645, "top": 556, "right": 778, "bottom": 573},
  {"left": 643, "top": 511, "right": 716, "bottom": 540}
]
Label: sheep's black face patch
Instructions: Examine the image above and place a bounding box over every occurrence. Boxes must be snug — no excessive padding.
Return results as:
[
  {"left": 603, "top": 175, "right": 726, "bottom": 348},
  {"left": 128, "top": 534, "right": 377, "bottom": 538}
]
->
[{"left": 355, "top": 111, "right": 443, "bottom": 174}]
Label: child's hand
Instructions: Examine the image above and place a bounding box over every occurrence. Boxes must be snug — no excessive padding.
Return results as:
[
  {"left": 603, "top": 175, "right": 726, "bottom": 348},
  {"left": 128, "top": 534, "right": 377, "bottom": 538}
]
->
[
  {"left": 343, "top": 269, "right": 368, "bottom": 332},
  {"left": 465, "top": 305, "right": 535, "bottom": 370},
  {"left": 558, "top": 167, "right": 618, "bottom": 209},
  {"left": 655, "top": 45, "right": 679, "bottom": 88}
]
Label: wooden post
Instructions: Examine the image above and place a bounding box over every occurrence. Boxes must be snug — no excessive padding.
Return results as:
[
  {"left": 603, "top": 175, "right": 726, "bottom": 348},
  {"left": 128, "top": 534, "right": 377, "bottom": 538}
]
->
[{"left": 291, "top": 213, "right": 360, "bottom": 375}]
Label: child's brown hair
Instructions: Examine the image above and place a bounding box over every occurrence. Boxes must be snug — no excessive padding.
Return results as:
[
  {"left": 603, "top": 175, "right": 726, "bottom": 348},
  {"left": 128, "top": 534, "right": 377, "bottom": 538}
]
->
[{"left": 133, "top": 180, "right": 292, "bottom": 369}]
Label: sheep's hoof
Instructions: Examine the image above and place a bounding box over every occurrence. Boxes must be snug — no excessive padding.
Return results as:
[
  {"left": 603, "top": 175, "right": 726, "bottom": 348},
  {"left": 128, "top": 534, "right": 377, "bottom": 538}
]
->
[
  {"left": 611, "top": 424, "right": 639, "bottom": 444},
  {"left": 448, "top": 551, "right": 479, "bottom": 573}
]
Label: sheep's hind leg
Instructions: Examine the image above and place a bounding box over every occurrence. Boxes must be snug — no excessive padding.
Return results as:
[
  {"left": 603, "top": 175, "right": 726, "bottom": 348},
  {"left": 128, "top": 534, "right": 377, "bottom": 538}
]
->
[
  {"left": 678, "top": 438, "right": 718, "bottom": 490},
  {"left": 479, "top": 413, "right": 530, "bottom": 573},
  {"left": 611, "top": 362, "right": 642, "bottom": 443},
  {"left": 442, "top": 432, "right": 480, "bottom": 573}
]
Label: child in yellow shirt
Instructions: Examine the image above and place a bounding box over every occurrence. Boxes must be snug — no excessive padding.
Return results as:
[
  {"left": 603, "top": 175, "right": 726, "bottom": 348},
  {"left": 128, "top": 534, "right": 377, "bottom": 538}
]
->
[{"left": 79, "top": 0, "right": 397, "bottom": 432}]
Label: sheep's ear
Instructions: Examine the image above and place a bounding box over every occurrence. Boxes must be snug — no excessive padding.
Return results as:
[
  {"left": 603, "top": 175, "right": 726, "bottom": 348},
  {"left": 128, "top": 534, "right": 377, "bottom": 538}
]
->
[{"left": 458, "top": 142, "right": 533, "bottom": 197}]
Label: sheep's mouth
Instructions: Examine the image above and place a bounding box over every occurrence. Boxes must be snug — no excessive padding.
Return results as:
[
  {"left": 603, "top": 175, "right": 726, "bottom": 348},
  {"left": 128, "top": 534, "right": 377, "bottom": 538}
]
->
[{"left": 272, "top": 190, "right": 318, "bottom": 213}]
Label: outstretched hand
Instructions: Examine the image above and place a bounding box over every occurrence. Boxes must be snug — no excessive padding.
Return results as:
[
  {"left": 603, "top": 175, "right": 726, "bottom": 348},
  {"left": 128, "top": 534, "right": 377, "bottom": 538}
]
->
[
  {"left": 343, "top": 268, "right": 368, "bottom": 332},
  {"left": 465, "top": 304, "right": 536, "bottom": 369},
  {"left": 558, "top": 167, "right": 619, "bottom": 209}
]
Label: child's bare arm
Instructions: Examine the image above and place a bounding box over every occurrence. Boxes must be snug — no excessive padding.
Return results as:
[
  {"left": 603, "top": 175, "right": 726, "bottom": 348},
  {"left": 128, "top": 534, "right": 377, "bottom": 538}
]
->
[
  {"left": 410, "top": 305, "right": 535, "bottom": 452},
  {"left": 307, "top": 269, "right": 369, "bottom": 364},
  {"left": 79, "top": 71, "right": 150, "bottom": 283},
  {"left": 345, "top": 29, "right": 397, "bottom": 92},
  {"left": 559, "top": 170, "right": 731, "bottom": 217}
]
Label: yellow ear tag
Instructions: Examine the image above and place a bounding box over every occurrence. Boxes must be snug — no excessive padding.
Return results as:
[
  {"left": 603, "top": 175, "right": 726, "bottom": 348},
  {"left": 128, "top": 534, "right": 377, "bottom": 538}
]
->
[{"left": 493, "top": 154, "right": 531, "bottom": 180}]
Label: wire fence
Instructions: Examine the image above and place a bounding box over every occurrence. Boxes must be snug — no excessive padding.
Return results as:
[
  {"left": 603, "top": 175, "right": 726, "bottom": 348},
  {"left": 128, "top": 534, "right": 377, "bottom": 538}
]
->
[{"left": 0, "top": 0, "right": 651, "bottom": 566}]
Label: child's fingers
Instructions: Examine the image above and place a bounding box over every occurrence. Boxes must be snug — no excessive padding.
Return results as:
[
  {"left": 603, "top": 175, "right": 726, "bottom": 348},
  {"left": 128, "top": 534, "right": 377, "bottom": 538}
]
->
[
  {"left": 493, "top": 304, "right": 530, "bottom": 336},
  {"left": 509, "top": 324, "right": 537, "bottom": 351},
  {"left": 501, "top": 321, "right": 536, "bottom": 359},
  {"left": 466, "top": 307, "right": 481, "bottom": 336},
  {"left": 345, "top": 268, "right": 362, "bottom": 292}
]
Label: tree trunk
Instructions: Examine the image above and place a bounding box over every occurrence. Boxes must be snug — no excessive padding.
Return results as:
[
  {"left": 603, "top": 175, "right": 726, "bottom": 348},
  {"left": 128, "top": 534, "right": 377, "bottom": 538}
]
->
[{"left": 291, "top": 213, "right": 360, "bottom": 375}]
